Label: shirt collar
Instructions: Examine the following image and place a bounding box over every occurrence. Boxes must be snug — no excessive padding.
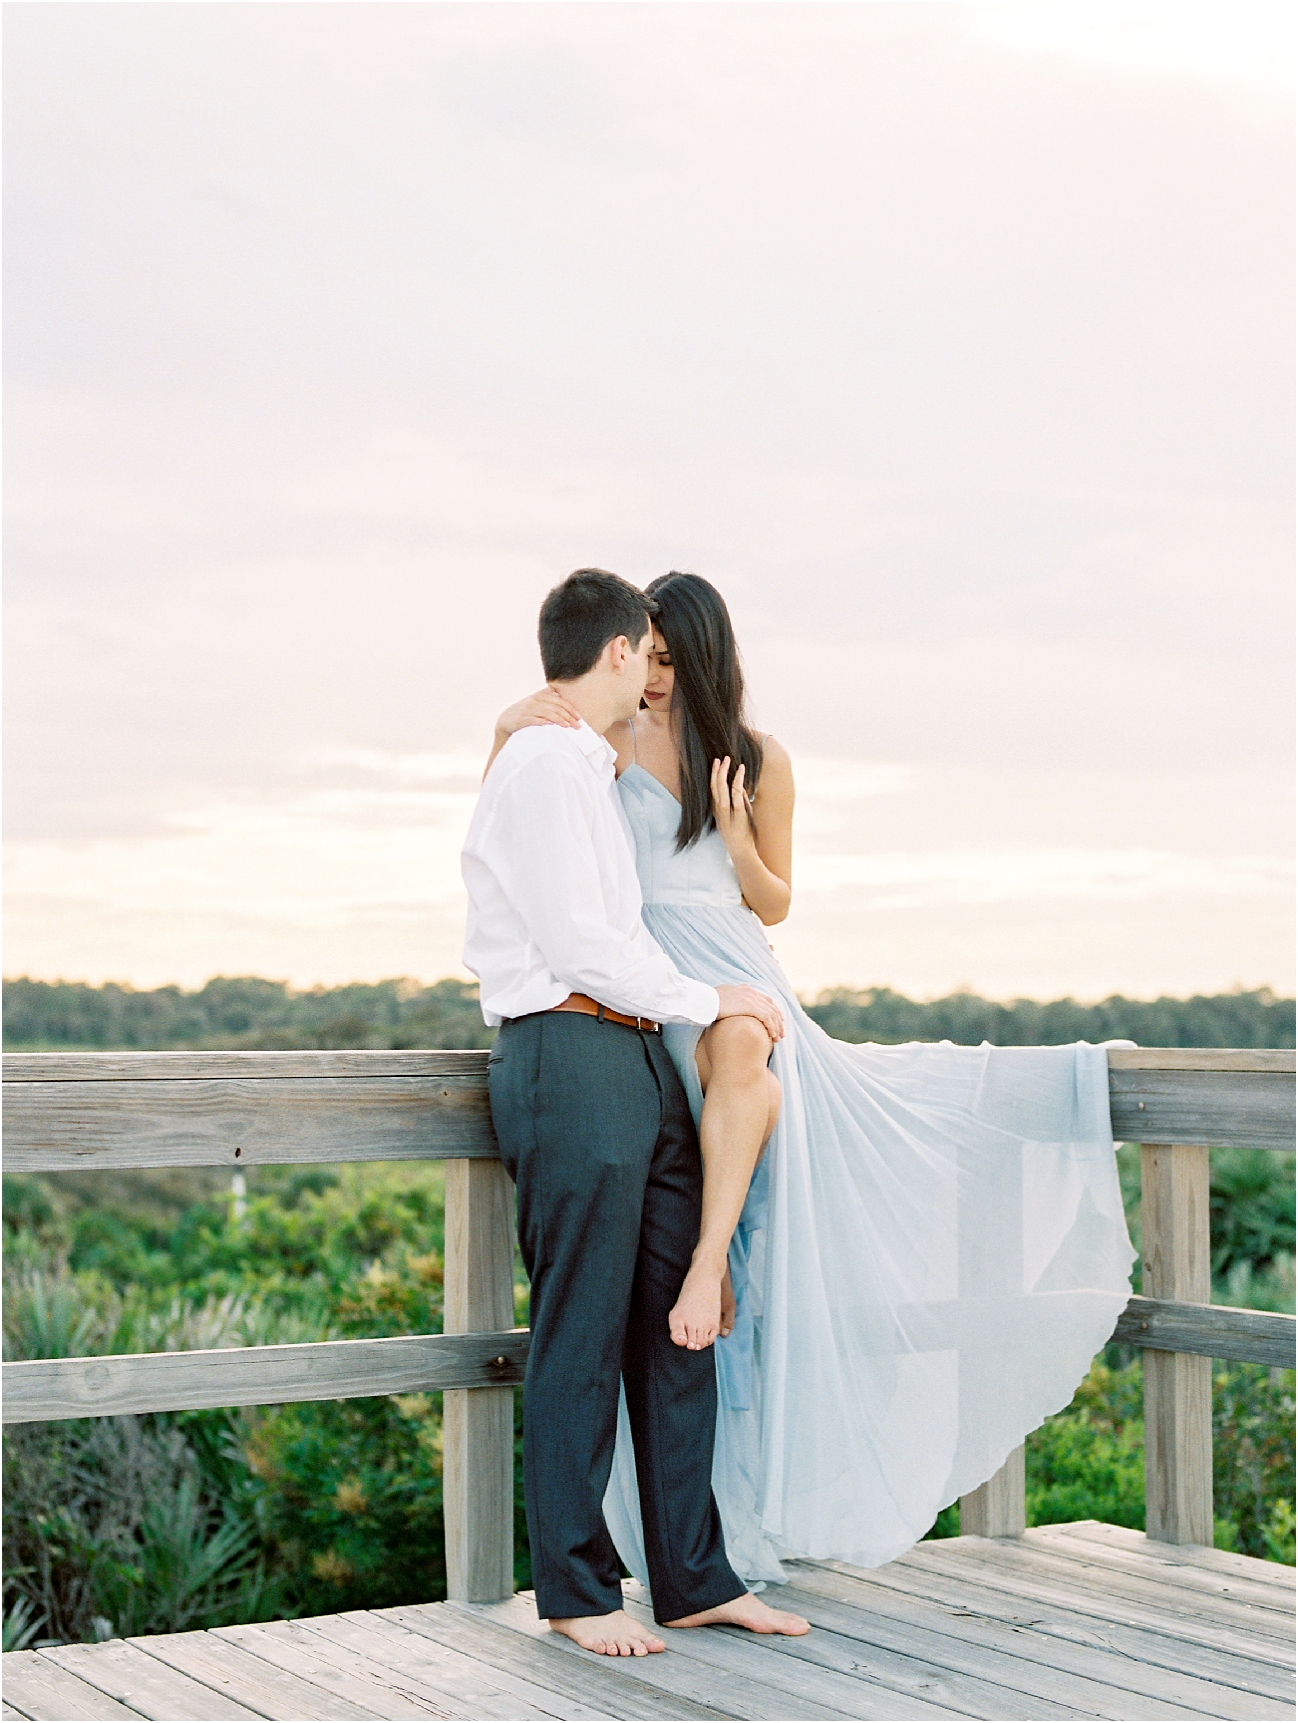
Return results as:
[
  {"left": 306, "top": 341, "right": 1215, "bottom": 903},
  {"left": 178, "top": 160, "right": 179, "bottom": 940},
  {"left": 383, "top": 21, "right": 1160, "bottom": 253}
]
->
[{"left": 574, "top": 719, "right": 617, "bottom": 781}]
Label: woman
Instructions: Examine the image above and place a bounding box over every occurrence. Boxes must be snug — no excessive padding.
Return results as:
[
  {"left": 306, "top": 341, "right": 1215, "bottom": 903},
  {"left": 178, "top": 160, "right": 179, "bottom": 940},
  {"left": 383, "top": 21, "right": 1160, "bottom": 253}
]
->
[{"left": 489, "top": 571, "right": 1134, "bottom": 1586}]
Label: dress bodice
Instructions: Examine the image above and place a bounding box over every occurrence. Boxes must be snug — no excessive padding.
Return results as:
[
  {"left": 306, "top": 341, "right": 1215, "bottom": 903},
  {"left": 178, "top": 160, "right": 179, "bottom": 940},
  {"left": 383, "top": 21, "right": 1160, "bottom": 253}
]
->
[{"left": 616, "top": 765, "right": 744, "bottom": 909}]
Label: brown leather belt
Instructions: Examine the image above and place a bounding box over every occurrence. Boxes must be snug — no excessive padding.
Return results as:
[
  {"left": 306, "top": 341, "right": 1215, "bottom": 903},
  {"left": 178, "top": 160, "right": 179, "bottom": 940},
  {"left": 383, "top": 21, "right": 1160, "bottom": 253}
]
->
[{"left": 550, "top": 992, "right": 660, "bottom": 1033}]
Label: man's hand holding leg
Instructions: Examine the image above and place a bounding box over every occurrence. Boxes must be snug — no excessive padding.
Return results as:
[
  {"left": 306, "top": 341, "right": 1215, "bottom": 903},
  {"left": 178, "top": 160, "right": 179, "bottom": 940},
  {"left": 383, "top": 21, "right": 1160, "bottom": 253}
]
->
[{"left": 714, "top": 985, "right": 784, "bottom": 1042}]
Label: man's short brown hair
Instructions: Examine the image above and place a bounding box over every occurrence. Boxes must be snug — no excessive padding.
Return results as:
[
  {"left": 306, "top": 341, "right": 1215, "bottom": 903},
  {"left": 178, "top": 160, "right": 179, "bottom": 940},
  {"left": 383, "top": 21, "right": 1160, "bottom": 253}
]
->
[{"left": 538, "top": 568, "right": 658, "bottom": 681}]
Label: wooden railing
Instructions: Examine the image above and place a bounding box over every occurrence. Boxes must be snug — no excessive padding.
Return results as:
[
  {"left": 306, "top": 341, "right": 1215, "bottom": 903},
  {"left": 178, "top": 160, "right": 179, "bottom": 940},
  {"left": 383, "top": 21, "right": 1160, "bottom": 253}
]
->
[
  {"left": 3, "top": 1047, "right": 1293, "bottom": 1602},
  {"left": 960, "top": 1048, "right": 1295, "bottom": 1548}
]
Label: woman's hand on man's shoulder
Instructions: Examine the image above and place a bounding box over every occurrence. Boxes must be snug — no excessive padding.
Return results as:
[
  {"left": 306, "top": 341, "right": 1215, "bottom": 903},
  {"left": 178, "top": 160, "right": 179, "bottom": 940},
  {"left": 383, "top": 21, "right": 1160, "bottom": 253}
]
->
[{"left": 494, "top": 687, "right": 583, "bottom": 744}]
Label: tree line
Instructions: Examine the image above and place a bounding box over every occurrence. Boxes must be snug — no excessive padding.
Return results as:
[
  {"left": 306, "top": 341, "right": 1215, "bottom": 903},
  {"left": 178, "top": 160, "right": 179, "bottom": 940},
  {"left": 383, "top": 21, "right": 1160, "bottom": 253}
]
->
[{"left": 3, "top": 975, "right": 1293, "bottom": 1051}]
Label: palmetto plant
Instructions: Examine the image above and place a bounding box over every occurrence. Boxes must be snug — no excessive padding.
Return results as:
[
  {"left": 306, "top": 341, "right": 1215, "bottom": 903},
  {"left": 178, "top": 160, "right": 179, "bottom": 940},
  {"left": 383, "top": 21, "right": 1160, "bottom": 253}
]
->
[{"left": 2, "top": 1587, "right": 40, "bottom": 1651}]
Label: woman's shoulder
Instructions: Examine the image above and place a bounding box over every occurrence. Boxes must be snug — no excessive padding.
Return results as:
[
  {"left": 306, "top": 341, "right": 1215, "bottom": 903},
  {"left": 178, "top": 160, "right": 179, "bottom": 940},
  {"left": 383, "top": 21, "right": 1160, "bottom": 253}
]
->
[
  {"left": 610, "top": 717, "right": 637, "bottom": 776},
  {"left": 756, "top": 732, "right": 793, "bottom": 783}
]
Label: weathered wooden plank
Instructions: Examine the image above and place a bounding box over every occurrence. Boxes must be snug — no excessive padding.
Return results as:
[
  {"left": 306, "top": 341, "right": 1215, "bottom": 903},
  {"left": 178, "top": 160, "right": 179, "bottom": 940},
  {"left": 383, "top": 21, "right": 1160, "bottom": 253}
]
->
[
  {"left": 9, "top": 1046, "right": 1287, "bottom": 1083},
  {"left": 231, "top": 1616, "right": 497, "bottom": 1720},
  {"left": 3, "top": 1703, "right": 29, "bottom": 1719},
  {"left": 960, "top": 1445, "right": 1025, "bottom": 1539},
  {"left": 3, "top": 1075, "right": 497, "bottom": 1172},
  {"left": 1142, "top": 1144, "right": 1214, "bottom": 1546},
  {"left": 780, "top": 1565, "right": 1279, "bottom": 1722},
  {"left": 382, "top": 1602, "right": 730, "bottom": 1720},
  {"left": 129, "top": 1628, "right": 385, "bottom": 1720},
  {"left": 443, "top": 1158, "right": 517, "bottom": 1605},
  {"left": 210, "top": 1621, "right": 453, "bottom": 1718},
  {"left": 621, "top": 1588, "right": 1088, "bottom": 1721},
  {"left": 2, "top": 1330, "right": 527, "bottom": 1423},
  {"left": 1107, "top": 1051, "right": 1295, "bottom": 1074},
  {"left": 1113, "top": 1296, "right": 1296, "bottom": 1367},
  {"left": 0, "top": 1652, "right": 146, "bottom": 1721},
  {"left": 894, "top": 1540, "right": 1294, "bottom": 1666},
  {"left": 7, "top": 1050, "right": 1291, "bottom": 1170},
  {"left": 306, "top": 1611, "right": 610, "bottom": 1722},
  {"left": 1, "top": 1051, "right": 494, "bottom": 1083},
  {"left": 1021, "top": 1527, "right": 1296, "bottom": 1613},
  {"left": 1110, "top": 1070, "right": 1294, "bottom": 1149},
  {"left": 1038, "top": 1520, "right": 1298, "bottom": 1590},
  {"left": 38, "top": 1640, "right": 260, "bottom": 1720},
  {"left": 11, "top": 1288, "right": 1287, "bottom": 1431},
  {"left": 772, "top": 1585, "right": 1199, "bottom": 1721},
  {"left": 934, "top": 1534, "right": 1295, "bottom": 1644},
  {"left": 460, "top": 1594, "right": 863, "bottom": 1721},
  {"left": 294, "top": 1612, "right": 627, "bottom": 1723},
  {"left": 804, "top": 1553, "right": 1296, "bottom": 1706}
]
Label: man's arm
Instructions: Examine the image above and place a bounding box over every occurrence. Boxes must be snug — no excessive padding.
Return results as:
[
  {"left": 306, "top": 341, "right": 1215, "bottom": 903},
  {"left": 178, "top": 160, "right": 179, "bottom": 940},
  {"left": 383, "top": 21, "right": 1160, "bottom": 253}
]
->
[{"left": 487, "top": 750, "right": 721, "bottom": 1026}]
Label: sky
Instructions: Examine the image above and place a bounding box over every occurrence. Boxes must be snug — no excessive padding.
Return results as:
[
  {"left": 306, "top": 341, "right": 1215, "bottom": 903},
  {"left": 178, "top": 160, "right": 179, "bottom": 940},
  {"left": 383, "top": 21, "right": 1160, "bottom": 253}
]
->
[{"left": 4, "top": 1, "right": 1293, "bottom": 1002}]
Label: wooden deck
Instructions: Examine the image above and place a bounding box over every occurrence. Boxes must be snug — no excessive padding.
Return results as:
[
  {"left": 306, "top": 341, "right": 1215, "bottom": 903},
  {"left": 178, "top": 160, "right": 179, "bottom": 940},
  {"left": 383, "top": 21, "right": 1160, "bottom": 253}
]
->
[{"left": 4, "top": 1524, "right": 1293, "bottom": 1722}]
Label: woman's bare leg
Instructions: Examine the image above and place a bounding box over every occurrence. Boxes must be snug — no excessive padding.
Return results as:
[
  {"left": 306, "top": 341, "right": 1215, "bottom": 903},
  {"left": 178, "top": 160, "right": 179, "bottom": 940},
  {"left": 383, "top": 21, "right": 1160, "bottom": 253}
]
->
[{"left": 669, "top": 1016, "right": 782, "bottom": 1350}]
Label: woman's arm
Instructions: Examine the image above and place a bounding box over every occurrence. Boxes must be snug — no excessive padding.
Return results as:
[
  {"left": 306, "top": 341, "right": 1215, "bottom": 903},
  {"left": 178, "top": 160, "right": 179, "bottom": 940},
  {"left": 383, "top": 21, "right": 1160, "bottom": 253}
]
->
[
  {"left": 711, "top": 737, "right": 795, "bottom": 925},
  {"left": 483, "top": 687, "right": 582, "bottom": 780}
]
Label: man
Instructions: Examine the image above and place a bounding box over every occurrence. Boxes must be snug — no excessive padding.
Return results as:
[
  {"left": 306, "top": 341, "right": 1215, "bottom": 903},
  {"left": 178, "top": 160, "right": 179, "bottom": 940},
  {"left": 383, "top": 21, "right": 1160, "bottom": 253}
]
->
[{"left": 462, "top": 568, "right": 808, "bottom": 1656}]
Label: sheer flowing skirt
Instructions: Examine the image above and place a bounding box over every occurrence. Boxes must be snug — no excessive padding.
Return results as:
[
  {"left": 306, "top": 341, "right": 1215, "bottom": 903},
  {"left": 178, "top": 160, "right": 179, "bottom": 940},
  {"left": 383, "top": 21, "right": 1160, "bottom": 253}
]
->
[{"left": 603, "top": 903, "right": 1135, "bottom": 1584}]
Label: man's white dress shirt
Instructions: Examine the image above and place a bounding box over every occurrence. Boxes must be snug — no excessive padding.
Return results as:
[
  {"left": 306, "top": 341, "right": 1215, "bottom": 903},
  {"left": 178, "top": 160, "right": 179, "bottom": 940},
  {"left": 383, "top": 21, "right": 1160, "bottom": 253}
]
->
[{"left": 462, "top": 720, "right": 721, "bottom": 1029}]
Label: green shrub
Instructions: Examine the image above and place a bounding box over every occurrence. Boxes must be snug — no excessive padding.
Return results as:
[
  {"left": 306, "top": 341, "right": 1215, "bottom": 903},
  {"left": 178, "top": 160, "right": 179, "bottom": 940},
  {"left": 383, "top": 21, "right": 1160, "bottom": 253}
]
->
[
  {"left": 2, "top": 1411, "right": 285, "bottom": 1645},
  {"left": 1015, "top": 1358, "right": 1295, "bottom": 1564},
  {"left": 239, "top": 1394, "right": 446, "bottom": 1617},
  {"left": 1027, "top": 1362, "right": 1146, "bottom": 1531},
  {"left": 1213, "top": 1364, "right": 1296, "bottom": 1561},
  {"left": 2, "top": 1167, "right": 453, "bottom": 1644}
]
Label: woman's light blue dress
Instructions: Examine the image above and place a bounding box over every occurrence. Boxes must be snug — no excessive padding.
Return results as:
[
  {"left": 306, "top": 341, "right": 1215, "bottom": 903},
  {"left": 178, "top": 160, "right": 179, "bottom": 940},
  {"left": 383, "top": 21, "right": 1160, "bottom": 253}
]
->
[{"left": 603, "top": 757, "right": 1136, "bottom": 1586}]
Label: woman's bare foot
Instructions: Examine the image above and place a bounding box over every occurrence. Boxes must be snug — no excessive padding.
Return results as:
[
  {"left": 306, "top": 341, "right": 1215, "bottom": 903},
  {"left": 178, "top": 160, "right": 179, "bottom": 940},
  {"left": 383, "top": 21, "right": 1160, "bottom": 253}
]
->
[
  {"left": 549, "top": 1609, "right": 666, "bottom": 1656},
  {"left": 665, "top": 1592, "right": 810, "bottom": 1635},
  {"left": 668, "top": 1258, "right": 724, "bottom": 1349},
  {"left": 719, "top": 1265, "right": 737, "bottom": 1339}
]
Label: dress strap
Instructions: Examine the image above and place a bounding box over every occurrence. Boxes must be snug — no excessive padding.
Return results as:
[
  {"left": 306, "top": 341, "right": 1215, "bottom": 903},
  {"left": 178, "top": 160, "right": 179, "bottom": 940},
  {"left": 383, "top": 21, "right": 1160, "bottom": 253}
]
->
[{"left": 628, "top": 717, "right": 638, "bottom": 761}]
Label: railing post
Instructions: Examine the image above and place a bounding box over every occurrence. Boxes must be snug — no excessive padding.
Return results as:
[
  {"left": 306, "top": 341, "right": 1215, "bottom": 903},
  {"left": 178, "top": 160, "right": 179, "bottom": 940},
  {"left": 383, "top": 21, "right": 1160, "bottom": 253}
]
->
[
  {"left": 442, "top": 1157, "right": 517, "bottom": 1602},
  {"left": 1141, "top": 1143, "right": 1213, "bottom": 1546},
  {"left": 960, "top": 1445, "right": 1026, "bottom": 1537},
  {"left": 957, "top": 1130, "right": 1027, "bottom": 1539}
]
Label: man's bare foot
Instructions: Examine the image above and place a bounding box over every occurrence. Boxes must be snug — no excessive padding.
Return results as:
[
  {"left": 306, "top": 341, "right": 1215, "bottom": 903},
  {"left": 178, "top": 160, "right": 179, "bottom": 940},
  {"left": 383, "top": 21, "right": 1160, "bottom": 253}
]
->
[
  {"left": 548, "top": 1609, "right": 666, "bottom": 1656},
  {"left": 665, "top": 1591, "right": 810, "bottom": 1635},
  {"left": 668, "top": 1259, "right": 724, "bottom": 1349},
  {"left": 719, "top": 1265, "right": 736, "bottom": 1339}
]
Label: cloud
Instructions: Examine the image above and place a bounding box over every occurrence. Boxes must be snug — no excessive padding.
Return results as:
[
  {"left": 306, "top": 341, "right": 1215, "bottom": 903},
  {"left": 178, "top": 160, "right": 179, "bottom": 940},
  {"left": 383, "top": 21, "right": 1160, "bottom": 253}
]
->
[
  {"left": 966, "top": 2, "right": 1295, "bottom": 91},
  {"left": 795, "top": 847, "right": 1292, "bottom": 908},
  {"left": 4, "top": 748, "right": 1289, "bottom": 995},
  {"left": 3, "top": 4, "right": 1291, "bottom": 995}
]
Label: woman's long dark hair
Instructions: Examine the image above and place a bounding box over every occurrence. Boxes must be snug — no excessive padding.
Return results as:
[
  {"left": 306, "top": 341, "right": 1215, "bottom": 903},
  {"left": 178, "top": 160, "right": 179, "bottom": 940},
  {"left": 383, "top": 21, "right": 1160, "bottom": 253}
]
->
[{"left": 643, "top": 571, "right": 763, "bottom": 852}]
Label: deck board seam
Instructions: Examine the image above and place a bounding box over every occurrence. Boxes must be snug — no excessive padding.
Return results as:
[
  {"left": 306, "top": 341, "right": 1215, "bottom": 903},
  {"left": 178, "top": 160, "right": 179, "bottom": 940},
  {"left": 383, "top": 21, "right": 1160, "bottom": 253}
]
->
[
  {"left": 293, "top": 1609, "right": 602, "bottom": 1721},
  {"left": 128, "top": 1628, "right": 392, "bottom": 1720},
  {"left": 887, "top": 1550, "right": 1297, "bottom": 1666},
  {"left": 772, "top": 1584, "right": 1231, "bottom": 1720},
  {"left": 612, "top": 1600, "right": 992, "bottom": 1721},
  {"left": 796, "top": 1559, "right": 1295, "bottom": 1703}
]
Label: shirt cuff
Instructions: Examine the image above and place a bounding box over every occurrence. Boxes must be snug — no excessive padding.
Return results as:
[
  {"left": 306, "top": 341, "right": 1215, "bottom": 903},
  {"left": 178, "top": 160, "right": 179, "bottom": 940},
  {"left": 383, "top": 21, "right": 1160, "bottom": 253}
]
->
[{"left": 679, "top": 981, "right": 720, "bottom": 1027}]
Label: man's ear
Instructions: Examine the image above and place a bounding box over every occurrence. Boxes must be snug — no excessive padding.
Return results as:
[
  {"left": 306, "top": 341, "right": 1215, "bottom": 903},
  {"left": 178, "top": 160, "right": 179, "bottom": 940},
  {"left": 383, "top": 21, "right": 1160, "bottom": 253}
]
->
[{"left": 607, "top": 635, "right": 630, "bottom": 673}]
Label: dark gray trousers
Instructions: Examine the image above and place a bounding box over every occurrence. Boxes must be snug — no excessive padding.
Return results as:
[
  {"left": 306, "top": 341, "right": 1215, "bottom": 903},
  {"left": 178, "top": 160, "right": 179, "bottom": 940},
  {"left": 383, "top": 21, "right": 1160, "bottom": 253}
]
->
[{"left": 488, "top": 1010, "right": 744, "bottom": 1623}]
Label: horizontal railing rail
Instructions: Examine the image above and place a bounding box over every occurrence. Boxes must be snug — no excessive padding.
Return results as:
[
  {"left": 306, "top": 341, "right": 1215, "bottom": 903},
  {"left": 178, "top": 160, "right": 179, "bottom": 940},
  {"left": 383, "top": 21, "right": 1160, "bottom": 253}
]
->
[
  {"left": 6, "top": 1047, "right": 1292, "bottom": 1168},
  {"left": 2, "top": 1330, "right": 530, "bottom": 1423},
  {"left": 3, "top": 1046, "right": 1293, "bottom": 1589},
  {"left": 1107, "top": 1048, "right": 1295, "bottom": 1150},
  {"left": 1113, "top": 1295, "right": 1294, "bottom": 1368},
  {"left": 1, "top": 1051, "right": 497, "bottom": 1171}
]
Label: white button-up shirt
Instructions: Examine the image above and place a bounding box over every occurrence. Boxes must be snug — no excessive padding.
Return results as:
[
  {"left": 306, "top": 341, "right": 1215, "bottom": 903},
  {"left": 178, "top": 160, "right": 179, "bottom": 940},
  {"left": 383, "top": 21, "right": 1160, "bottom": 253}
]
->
[{"left": 462, "top": 720, "right": 721, "bottom": 1028}]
